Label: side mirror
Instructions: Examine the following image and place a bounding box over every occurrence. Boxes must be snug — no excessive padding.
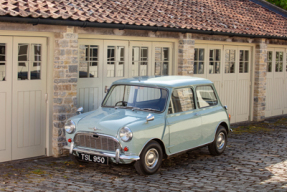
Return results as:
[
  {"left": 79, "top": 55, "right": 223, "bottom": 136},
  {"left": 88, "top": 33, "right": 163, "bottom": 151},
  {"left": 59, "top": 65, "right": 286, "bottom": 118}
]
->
[
  {"left": 77, "top": 107, "right": 84, "bottom": 115},
  {"left": 146, "top": 114, "right": 154, "bottom": 123},
  {"left": 223, "top": 105, "right": 228, "bottom": 110}
]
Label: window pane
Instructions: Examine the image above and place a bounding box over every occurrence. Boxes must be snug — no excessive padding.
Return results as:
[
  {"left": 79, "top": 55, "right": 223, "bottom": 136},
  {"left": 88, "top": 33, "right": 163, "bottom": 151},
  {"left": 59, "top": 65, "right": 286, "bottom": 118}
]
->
[
  {"left": 0, "top": 44, "right": 6, "bottom": 81},
  {"left": 209, "top": 49, "right": 220, "bottom": 74},
  {"left": 30, "top": 44, "right": 41, "bottom": 80},
  {"left": 225, "top": 49, "right": 235, "bottom": 73},
  {"left": 79, "top": 45, "right": 89, "bottom": 78},
  {"left": 267, "top": 51, "right": 272, "bottom": 72},
  {"left": 194, "top": 48, "right": 204, "bottom": 74},
  {"left": 18, "top": 44, "right": 29, "bottom": 80},
  {"left": 155, "top": 47, "right": 162, "bottom": 75},
  {"left": 239, "top": 50, "right": 249, "bottom": 73},
  {"left": 163, "top": 62, "right": 168, "bottom": 75},
  {"left": 196, "top": 85, "right": 218, "bottom": 108},
  {"left": 172, "top": 88, "right": 195, "bottom": 113},
  {"left": 163, "top": 48, "right": 169, "bottom": 61},
  {"left": 140, "top": 47, "right": 148, "bottom": 76},
  {"left": 116, "top": 46, "right": 124, "bottom": 77},
  {"left": 107, "top": 46, "right": 115, "bottom": 77},
  {"left": 132, "top": 47, "right": 139, "bottom": 76}
]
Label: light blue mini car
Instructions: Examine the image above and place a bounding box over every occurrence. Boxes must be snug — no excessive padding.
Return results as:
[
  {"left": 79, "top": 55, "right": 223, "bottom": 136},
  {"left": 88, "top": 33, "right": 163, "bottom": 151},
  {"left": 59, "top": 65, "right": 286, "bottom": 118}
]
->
[{"left": 63, "top": 76, "right": 231, "bottom": 175}]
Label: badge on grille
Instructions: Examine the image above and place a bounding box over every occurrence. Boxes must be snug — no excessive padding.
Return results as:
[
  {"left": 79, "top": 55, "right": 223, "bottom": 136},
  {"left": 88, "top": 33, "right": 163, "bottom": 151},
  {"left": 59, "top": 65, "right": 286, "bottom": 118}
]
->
[{"left": 88, "top": 127, "right": 101, "bottom": 131}]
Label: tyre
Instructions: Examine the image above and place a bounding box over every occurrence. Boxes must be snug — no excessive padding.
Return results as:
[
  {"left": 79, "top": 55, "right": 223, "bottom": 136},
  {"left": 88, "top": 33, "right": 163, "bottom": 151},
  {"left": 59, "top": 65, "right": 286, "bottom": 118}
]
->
[
  {"left": 208, "top": 126, "right": 227, "bottom": 156},
  {"left": 134, "top": 141, "right": 163, "bottom": 175}
]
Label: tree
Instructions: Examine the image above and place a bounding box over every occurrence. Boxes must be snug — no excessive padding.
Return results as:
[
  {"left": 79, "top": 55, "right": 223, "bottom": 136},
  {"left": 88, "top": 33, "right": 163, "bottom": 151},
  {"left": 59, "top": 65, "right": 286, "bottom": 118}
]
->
[{"left": 266, "top": 0, "right": 287, "bottom": 10}]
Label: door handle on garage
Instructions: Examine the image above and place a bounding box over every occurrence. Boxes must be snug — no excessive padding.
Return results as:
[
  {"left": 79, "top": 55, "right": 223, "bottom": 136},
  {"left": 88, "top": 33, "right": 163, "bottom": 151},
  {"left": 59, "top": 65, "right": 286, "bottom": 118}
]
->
[{"left": 105, "top": 86, "right": 109, "bottom": 93}]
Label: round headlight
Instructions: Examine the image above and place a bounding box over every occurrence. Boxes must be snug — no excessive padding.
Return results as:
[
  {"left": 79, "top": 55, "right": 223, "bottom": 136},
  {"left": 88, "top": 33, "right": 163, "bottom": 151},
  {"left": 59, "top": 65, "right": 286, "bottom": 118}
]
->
[
  {"left": 119, "top": 127, "right": 133, "bottom": 142},
  {"left": 65, "top": 120, "right": 76, "bottom": 134}
]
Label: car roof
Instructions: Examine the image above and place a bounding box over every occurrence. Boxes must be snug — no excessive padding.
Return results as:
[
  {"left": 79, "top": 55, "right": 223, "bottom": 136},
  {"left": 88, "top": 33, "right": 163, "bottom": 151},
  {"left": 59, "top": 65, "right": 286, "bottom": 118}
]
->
[{"left": 112, "top": 76, "right": 213, "bottom": 88}]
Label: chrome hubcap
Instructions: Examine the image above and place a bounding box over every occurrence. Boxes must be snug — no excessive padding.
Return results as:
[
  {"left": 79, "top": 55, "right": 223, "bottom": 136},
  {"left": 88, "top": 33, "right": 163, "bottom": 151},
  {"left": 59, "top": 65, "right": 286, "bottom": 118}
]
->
[
  {"left": 217, "top": 132, "right": 226, "bottom": 150},
  {"left": 145, "top": 148, "right": 159, "bottom": 169}
]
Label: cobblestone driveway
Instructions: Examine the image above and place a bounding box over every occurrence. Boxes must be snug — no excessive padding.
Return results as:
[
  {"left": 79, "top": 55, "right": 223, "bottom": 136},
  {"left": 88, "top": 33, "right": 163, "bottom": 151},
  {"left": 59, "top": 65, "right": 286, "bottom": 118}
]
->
[{"left": 1, "top": 116, "right": 287, "bottom": 192}]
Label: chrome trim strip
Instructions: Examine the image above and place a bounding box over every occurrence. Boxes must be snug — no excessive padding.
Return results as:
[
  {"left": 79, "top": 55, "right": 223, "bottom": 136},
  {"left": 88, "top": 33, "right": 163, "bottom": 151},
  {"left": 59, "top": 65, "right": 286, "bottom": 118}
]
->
[
  {"left": 70, "top": 147, "right": 140, "bottom": 160},
  {"left": 116, "top": 149, "right": 120, "bottom": 163},
  {"left": 168, "top": 141, "right": 213, "bottom": 157}
]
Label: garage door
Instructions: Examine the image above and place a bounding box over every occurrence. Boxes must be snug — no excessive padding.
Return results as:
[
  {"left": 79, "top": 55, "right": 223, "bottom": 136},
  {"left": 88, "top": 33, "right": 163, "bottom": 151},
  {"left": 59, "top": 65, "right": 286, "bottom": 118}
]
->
[
  {"left": 0, "top": 36, "right": 47, "bottom": 162},
  {"left": 265, "top": 48, "right": 287, "bottom": 117},
  {"left": 193, "top": 44, "right": 252, "bottom": 123},
  {"left": 77, "top": 39, "right": 174, "bottom": 112}
]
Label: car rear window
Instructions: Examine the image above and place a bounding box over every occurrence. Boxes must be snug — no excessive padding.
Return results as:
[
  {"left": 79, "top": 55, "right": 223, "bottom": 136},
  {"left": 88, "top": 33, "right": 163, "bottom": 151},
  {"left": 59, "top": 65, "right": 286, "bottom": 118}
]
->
[{"left": 196, "top": 85, "right": 218, "bottom": 108}]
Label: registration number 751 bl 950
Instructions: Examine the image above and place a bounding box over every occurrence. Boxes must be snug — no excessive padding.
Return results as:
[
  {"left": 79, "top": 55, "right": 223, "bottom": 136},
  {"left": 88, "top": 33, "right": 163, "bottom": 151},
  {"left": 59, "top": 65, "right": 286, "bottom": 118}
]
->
[{"left": 78, "top": 153, "right": 108, "bottom": 164}]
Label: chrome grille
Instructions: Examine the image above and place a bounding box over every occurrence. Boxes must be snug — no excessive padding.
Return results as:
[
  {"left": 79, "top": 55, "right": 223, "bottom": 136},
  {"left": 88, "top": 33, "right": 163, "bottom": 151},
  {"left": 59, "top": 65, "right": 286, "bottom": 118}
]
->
[{"left": 74, "top": 132, "right": 121, "bottom": 152}]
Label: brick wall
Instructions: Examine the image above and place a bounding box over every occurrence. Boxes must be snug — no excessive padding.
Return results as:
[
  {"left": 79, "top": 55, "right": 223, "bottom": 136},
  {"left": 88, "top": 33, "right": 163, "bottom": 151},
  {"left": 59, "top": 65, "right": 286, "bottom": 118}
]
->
[{"left": 53, "top": 26, "right": 79, "bottom": 156}]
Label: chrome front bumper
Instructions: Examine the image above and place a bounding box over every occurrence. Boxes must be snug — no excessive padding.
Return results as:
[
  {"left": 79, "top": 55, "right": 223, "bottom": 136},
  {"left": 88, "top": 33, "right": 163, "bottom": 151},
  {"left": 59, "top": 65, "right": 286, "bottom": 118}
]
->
[{"left": 63, "top": 142, "right": 139, "bottom": 164}]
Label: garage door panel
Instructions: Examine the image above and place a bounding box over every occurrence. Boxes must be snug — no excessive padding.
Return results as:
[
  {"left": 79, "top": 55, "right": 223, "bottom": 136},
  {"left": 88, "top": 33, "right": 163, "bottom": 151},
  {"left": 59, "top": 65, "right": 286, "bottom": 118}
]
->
[
  {"left": 272, "top": 78, "right": 284, "bottom": 115},
  {"left": 0, "top": 93, "right": 7, "bottom": 151},
  {"left": 222, "top": 80, "right": 236, "bottom": 122},
  {"left": 78, "top": 87, "right": 99, "bottom": 112},
  {"left": 236, "top": 79, "right": 250, "bottom": 121}
]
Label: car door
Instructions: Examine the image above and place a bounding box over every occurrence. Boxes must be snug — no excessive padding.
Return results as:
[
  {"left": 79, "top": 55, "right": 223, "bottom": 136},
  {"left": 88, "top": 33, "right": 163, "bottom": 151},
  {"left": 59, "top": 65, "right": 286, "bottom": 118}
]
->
[
  {"left": 195, "top": 85, "right": 222, "bottom": 144},
  {"left": 166, "top": 87, "right": 202, "bottom": 154}
]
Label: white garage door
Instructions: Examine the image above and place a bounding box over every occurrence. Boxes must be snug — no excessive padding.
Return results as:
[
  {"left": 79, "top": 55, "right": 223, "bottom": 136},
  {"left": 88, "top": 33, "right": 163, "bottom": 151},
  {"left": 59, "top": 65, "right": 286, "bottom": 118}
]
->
[
  {"left": 0, "top": 36, "right": 47, "bottom": 162},
  {"left": 266, "top": 48, "right": 287, "bottom": 117},
  {"left": 77, "top": 39, "right": 174, "bottom": 112},
  {"left": 193, "top": 44, "right": 252, "bottom": 123}
]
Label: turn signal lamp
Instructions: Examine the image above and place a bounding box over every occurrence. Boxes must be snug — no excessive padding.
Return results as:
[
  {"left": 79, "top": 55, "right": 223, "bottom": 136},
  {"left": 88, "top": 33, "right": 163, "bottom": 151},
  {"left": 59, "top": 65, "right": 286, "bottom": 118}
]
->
[
  {"left": 68, "top": 138, "right": 72, "bottom": 143},
  {"left": 228, "top": 114, "right": 231, "bottom": 121},
  {"left": 124, "top": 146, "right": 129, "bottom": 152}
]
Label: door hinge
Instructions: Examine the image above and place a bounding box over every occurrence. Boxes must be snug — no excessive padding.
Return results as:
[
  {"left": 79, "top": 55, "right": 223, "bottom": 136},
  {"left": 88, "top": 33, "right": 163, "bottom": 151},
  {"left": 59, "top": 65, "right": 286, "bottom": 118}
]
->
[{"left": 45, "top": 93, "right": 48, "bottom": 103}]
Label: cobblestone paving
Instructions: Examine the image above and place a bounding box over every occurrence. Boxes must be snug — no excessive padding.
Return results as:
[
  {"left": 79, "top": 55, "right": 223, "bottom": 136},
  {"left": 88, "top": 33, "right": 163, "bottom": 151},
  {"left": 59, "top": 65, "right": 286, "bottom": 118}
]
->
[{"left": 1, "top": 116, "right": 287, "bottom": 191}]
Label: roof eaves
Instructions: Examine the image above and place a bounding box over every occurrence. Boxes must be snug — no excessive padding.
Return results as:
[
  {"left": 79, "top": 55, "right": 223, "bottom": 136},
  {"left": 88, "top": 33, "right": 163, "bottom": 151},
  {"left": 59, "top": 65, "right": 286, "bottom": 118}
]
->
[{"left": 249, "top": 0, "right": 287, "bottom": 18}]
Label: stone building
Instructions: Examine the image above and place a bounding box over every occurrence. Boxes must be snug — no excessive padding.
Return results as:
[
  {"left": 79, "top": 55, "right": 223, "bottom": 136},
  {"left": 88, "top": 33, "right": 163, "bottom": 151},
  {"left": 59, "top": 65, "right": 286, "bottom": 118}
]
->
[{"left": 0, "top": 0, "right": 286, "bottom": 161}]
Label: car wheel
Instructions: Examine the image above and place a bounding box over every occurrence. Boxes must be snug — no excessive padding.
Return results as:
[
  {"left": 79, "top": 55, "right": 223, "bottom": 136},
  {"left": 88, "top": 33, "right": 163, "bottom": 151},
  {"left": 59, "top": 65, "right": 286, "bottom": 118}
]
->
[
  {"left": 134, "top": 141, "right": 163, "bottom": 175},
  {"left": 208, "top": 126, "right": 227, "bottom": 156}
]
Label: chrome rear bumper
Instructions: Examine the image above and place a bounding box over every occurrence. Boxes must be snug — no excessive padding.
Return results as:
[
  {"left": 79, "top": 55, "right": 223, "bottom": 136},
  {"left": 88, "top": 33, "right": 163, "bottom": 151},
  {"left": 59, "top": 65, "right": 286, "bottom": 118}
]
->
[{"left": 63, "top": 142, "right": 139, "bottom": 163}]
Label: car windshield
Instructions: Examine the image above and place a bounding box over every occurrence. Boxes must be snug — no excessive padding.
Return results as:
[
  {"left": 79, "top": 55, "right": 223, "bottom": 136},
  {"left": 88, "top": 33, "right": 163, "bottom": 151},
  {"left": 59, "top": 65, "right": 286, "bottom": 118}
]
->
[{"left": 102, "top": 85, "right": 168, "bottom": 112}]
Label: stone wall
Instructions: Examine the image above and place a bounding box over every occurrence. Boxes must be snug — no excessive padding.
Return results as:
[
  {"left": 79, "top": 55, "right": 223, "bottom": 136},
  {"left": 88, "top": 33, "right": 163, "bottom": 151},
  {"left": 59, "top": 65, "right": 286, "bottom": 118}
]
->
[
  {"left": 53, "top": 26, "right": 79, "bottom": 156},
  {"left": 178, "top": 33, "right": 195, "bottom": 75},
  {"left": 253, "top": 39, "right": 267, "bottom": 121}
]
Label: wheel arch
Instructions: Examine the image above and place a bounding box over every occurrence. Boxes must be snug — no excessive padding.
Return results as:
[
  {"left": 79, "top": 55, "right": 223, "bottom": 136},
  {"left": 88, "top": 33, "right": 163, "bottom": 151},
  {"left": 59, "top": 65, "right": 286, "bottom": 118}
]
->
[
  {"left": 139, "top": 138, "right": 168, "bottom": 159},
  {"left": 219, "top": 121, "right": 229, "bottom": 134}
]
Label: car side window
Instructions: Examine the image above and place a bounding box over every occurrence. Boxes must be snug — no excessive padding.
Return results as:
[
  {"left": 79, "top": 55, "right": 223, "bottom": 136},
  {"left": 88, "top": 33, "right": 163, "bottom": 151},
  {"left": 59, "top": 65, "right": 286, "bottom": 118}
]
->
[
  {"left": 196, "top": 85, "right": 218, "bottom": 108},
  {"left": 171, "top": 88, "right": 195, "bottom": 113}
]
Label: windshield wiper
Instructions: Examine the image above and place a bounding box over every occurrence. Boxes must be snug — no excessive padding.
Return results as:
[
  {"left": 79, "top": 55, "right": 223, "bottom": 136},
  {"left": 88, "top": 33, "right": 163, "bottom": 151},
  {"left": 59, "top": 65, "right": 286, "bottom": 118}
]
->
[{"left": 142, "top": 108, "right": 161, "bottom": 112}]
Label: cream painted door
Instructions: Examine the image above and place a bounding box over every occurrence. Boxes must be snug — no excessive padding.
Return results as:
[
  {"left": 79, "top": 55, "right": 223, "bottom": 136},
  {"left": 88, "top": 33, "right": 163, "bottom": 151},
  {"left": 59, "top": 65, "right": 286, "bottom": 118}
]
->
[
  {"left": 129, "top": 41, "right": 152, "bottom": 77},
  {"left": 236, "top": 47, "right": 251, "bottom": 122},
  {"left": 206, "top": 45, "right": 223, "bottom": 96},
  {"left": 12, "top": 37, "right": 47, "bottom": 160},
  {"left": 103, "top": 40, "right": 129, "bottom": 98},
  {"left": 78, "top": 40, "right": 103, "bottom": 112},
  {"left": 266, "top": 49, "right": 285, "bottom": 117},
  {"left": 193, "top": 44, "right": 251, "bottom": 123},
  {"left": 222, "top": 46, "right": 237, "bottom": 122},
  {"left": 0, "top": 37, "right": 12, "bottom": 162},
  {"left": 152, "top": 42, "right": 173, "bottom": 75}
]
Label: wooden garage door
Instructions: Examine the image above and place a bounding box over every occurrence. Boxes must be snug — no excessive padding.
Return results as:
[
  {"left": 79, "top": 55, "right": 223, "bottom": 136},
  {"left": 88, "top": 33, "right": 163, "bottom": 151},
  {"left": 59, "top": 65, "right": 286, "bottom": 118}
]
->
[
  {"left": 266, "top": 48, "right": 286, "bottom": 117},
  {"left": 0, "top": 36, "right": 47, "bottom": 162},
  {"left": 193, "top": 44, "right": 252, "bottom": 123},
  {"left": 77, "top": 39, "right": 174, "bottom": 112}
]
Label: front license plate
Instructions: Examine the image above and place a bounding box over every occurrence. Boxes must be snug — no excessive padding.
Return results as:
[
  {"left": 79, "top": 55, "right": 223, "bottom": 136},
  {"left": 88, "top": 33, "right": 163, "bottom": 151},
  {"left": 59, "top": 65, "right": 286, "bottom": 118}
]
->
[{"left": 78, "top": 153, "right": 108, "bottom": 164}]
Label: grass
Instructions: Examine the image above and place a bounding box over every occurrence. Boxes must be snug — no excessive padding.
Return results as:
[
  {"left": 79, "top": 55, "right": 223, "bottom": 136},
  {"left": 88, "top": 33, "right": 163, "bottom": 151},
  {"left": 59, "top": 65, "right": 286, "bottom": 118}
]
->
[
  {"left": 233, "top": 124, "right": 272, "bottom": 134},
  {"left": 31, "top": 169, "right": 46, "bottom": 175}
]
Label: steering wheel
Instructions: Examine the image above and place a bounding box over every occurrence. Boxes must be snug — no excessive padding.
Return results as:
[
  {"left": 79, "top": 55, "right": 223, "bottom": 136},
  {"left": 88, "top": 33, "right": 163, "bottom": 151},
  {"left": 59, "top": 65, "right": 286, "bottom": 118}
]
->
[{"left": 115, "top": 101, "right": 127, "bottom": 106}]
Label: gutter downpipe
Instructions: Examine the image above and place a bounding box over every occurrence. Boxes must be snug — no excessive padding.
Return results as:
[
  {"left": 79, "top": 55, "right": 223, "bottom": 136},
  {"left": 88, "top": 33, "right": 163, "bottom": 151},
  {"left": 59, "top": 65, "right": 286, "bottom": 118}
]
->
[{"left": 0, "top": 16, "right": 286, "bottom": 40}]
